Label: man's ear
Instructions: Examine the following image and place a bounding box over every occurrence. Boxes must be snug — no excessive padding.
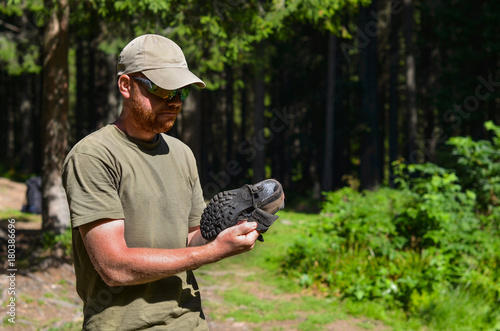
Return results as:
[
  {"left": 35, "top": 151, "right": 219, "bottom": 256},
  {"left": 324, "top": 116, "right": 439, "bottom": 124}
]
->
[{"left": 118, "top": 74, "right": 132, "bottom": 99}]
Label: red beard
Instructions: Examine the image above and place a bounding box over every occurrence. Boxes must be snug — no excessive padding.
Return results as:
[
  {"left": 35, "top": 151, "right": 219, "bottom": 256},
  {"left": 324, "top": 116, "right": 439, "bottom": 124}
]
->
[{"left": 130, "top": 86, "right": 179, "bottom": 134}]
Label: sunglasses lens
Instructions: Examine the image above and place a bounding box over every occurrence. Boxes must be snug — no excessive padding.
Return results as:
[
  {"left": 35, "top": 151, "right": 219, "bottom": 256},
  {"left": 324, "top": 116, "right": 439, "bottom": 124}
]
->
[
  {"left": 133, "top": 77, "right": 190, "bottom": 101},
  {"left": 150, "top": 88, "right": 176, "bottom": 100},
  {"left": 179, "top": 87, "right": 190, "bottom": 101}
]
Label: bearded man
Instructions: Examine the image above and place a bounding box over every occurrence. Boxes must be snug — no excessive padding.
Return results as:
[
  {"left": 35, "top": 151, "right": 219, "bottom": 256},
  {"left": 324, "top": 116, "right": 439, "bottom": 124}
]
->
[{"left": 62, "top": 34, "right": 260, "bottom": 331}]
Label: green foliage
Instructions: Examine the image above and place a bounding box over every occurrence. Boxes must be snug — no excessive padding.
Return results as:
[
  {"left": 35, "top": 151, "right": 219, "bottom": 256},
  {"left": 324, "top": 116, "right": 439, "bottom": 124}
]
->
[
  {"left": 1, "top": 0, "right": 44, "bottom": 75},
  {"left": 392, "top": 162, "right": 482, "bottom": 256},
  {"left": 0, "top": 208, "right": 41, "bottom": 223},
  {"left": 42, "top": 227, "right": 73, "bottom": 259},
  {"left": 0, "top": 31, "right": 41, "bottom": 76},
  {"left": 222, "top": 289, "right": 299, "bottom": 322},
  {"left": 409, "top": 286, "right": 500, "bottom": 331},
  {"left": 320, "top": 187, "right": 407, "bottom": 256},
  {"left": 281, "top": 123, "right": 500, "bottom": 329},
  {"left": 447, "top": 120, "right": 500, "bottom": 214}
]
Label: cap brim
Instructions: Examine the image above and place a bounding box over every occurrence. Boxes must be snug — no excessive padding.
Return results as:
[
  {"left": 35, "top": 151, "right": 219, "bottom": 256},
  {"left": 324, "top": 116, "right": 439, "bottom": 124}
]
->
[{"left": 143, "top": 67, "right": 206, "bottom": 90}]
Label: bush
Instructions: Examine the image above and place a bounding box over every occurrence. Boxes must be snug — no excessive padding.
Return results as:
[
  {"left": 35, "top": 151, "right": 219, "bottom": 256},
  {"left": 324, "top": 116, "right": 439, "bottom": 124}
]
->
[
  {"left": 447, "top": 121, "right": 500, "bottom": 214},
  {"left": 42, "top": 227, "right": 73, "bottom": 259},
  {"left": 281, "top": 122, "right": 500, "bottom": 327},
  {"left": 409, "top": 286, "right": 500, "bottom": 331}
]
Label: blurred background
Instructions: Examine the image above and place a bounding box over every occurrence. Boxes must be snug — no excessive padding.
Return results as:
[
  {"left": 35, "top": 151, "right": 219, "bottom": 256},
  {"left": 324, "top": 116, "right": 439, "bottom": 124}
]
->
[
  {"left": 1, "top": 0, "right": 499, "bottom": 220},
  {"left": 0, "top": 0, "right": 499, "bottom": 330}
]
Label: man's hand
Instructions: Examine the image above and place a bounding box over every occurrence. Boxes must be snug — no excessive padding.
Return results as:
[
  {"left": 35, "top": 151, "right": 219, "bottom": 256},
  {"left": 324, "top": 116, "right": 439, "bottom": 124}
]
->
[{"left": 209, "top": 221, "right": 260, "bottom": 258}]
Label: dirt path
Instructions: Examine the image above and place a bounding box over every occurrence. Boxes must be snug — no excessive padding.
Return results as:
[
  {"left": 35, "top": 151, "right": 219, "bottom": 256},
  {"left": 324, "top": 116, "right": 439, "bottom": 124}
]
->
[
  {"left": 0, "top": 178, "right": 388, "bottom": 330},
  {"left": 0, "top": 259, "right": 386, "bottom": 331},
  {"left": 0, "top": 263, "right": 82, "bottom": 330},
  {"left": 0, "top": 178, "right": 26, "bottom": 211},
  {"left": 197, "top": 265, "right": 387, "bottom": 331}
]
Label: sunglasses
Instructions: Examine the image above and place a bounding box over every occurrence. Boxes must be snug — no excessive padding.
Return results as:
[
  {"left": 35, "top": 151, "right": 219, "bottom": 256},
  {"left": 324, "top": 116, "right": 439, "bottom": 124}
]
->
[{"left": 131, "top": 76, "right": 190, "bottom": 101}]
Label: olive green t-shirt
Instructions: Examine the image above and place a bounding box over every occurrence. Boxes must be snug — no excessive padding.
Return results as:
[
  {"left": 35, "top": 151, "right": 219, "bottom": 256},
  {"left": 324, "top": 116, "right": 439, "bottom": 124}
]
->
[{"left": 62, "top": 125, "right": 208, "bottom": 330}]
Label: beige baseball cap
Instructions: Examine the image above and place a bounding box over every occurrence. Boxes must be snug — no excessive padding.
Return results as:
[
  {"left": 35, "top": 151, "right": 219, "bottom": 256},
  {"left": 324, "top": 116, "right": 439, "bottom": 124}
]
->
[{"left": 117, "top": 34, "right": 206, "bottom": 90}]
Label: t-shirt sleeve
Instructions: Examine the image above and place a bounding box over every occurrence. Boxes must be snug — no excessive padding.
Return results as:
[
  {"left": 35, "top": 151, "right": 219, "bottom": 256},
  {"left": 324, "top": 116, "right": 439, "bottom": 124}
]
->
[
  {"left": 62, "top": 152, "right": 125, "bottom": 228},
  {"left": 189, "top": 175, "right": 205, "bottom": 228},
  {"left": 185, "top": 148, "right": 206, "bottom": 228}
]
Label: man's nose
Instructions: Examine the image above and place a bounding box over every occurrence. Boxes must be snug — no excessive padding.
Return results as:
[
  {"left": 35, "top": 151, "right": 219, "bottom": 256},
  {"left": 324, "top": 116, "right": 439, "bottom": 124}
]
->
[{"left": 168, "top": 94, "right": 182, "bottom": 105}]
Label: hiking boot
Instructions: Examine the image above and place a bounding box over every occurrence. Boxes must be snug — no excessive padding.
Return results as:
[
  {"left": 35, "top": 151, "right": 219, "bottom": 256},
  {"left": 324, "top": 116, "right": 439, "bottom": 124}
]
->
[{"left": 200, "top": 179, "right": 285, "bottom": 242}]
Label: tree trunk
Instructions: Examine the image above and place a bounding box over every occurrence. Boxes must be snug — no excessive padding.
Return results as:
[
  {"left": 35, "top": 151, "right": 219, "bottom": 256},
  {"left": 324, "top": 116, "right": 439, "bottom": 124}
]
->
[
  {"left": 178, "top": 88, "right": 201, "bottom": 159},
  {"left": 389, "top": 0, "right": 400, "bottom": 186},
  {"left": 20, "top": 74, "right": 35, "bottom": 174},
  {"left": 41, "top": 0, "right": 71, "bottom": 235},
  {"left": 225, "top": 65, "right": 234, "bottom": 165},
  {"left": 334, "top": 37, "right": 351, "bottom": 189},
  {"left": 76, "top": 38, "right": 85, "bottom": 141},
  {"left": 359, "top": 0, "right": 381, "bottom": 190},
  {"left": 105, "top": 52, "right": 121, "bottom": 124},
  {"left": 253, "top": 62, "right": 266, "bottom": 183},
  {"left": 270, "top": 54, "right": 289, "bottom": 185},
  {"left": 404, "top": 0, "right": 418, "bottom": 163},
  {"left": 420, "top": 2, "right": 438, "bottom": 163},
  {"left": 200, "top": 91, "right": 212, "bottom": 197},
  {"left": 322, "top": 33, "right": 337, "bottom": 192},
  {"left": 6, "top": 77, "right": 15, "bottom": 169},
  {"left": 235, "top": 71, "right": 251, "bottom": 185},
  {"left": 0, "top": 75, "right": 6, "bottom": 165}
]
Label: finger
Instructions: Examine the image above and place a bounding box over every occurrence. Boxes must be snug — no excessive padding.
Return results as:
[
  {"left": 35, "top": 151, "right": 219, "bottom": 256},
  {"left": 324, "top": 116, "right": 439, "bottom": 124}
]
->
[
  {"left": 233, "top": 220, "right": 258, "bottom": 234},
  {"left": 247, "top": 229, "right": 260, "bottom": 242}
]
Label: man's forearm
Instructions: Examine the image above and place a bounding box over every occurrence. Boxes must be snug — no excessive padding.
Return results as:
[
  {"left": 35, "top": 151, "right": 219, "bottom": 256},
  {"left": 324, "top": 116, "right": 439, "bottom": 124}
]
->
[
  {"left": 101, "top": 243, "right": 221, "bottom": 286},
  {"left": 81, "top": 219, "right": 259, "bottom": 287}
]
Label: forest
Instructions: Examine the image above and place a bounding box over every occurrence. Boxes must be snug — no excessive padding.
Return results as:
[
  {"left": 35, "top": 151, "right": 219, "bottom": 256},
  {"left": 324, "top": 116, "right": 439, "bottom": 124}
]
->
[
  {"left": 1, "top": 1, "right": 500, "bottom": 328},
  {"left": 1, "top": 0, "right": 499, "bottom": 230}
]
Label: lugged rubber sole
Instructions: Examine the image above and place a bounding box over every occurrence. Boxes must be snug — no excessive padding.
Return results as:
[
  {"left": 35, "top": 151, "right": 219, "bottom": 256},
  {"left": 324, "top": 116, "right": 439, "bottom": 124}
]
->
[{"left": 200, "top": 179, "right": 284, "bottom": 241}]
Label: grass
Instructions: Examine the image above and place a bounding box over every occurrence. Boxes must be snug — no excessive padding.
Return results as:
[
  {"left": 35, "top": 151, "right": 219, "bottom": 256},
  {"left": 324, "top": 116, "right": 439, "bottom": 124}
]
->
[
  {"left": 20, "top": 293, "right": 34, "bottom": 304},
  {"left": 230, "top": 210, "right": 315, "bottom": 268},
  {"left": 2, "top": 316, "right": 14, "bottom": 326},
  {"left": 199, "top": 210, "right": 394, "bottom": 330},
  {"left": 222, "top": 289, "right": 299, "bottom": 321},
  {"left": 409, "top": 287, "right": 500, "bottom": 331},
  {"left": 0, "top": 208, "right": 42, "bottom": 223},
  {"left": 200, "top": 210, "right": 500, "bottom": 331},
  {"left": 205, "top": 282, "right": 351, "bottom": 330},
  {"left": 46, "top": 321, "right": 81, "bottom": 331},
  {"left": 1, "top": 197, "right": 493, "bottom": 331}
]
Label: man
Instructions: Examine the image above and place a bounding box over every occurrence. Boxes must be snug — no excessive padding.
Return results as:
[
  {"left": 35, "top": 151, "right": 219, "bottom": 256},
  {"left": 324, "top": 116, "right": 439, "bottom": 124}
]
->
[{"left": 62, "top": 34, "right": 260, "bottom": 330}]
